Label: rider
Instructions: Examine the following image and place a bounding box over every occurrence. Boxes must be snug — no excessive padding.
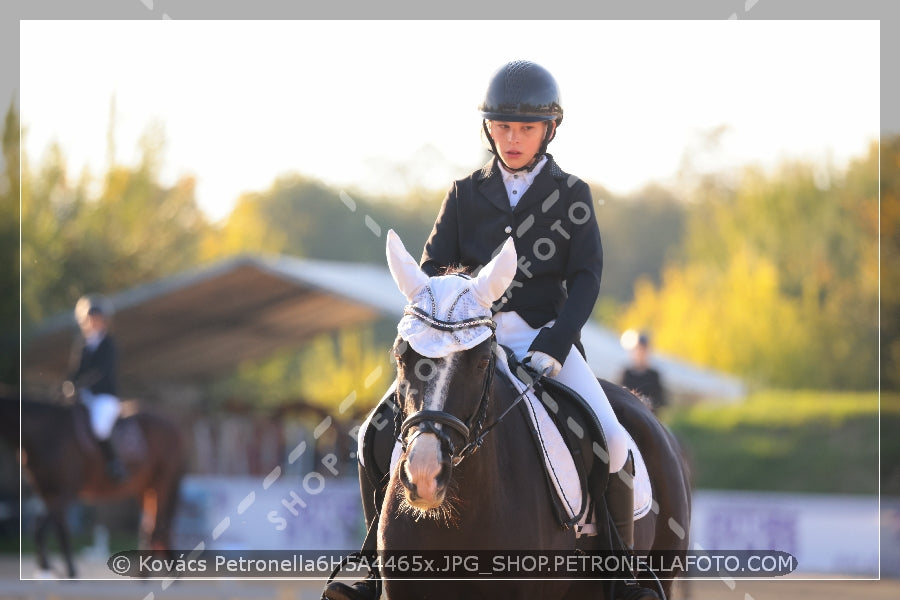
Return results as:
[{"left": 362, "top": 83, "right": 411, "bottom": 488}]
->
[
  {"left": 326, "top": 60, "right": 657, "bottom": 600},
  {"left": 64, "top": 294, "right": 126, "bottom": 482}
]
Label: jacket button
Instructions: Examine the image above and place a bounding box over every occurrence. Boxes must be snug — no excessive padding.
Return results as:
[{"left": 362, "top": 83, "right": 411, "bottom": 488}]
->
[{"left": 504, "top": 226, "right": 512, "bottom": 234}]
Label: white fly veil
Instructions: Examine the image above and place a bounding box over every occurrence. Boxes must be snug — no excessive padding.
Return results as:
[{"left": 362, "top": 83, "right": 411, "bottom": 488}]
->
[
  {"left": 386, "top": 230, "right": 518, "bottom": 359},
  {"left": 397, "top": 277, "right": 496, "bottom": 358}
]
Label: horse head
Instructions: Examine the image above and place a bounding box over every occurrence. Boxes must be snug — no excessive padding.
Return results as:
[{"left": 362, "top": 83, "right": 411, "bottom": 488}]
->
[{"left": 386, "top": 230, "right": 517, "bottom": 516}]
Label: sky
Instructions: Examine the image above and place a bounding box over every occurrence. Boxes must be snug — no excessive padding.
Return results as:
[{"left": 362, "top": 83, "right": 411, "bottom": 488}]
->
[{"left": 20, "top": 20, "right": 879, "bottom": 222}]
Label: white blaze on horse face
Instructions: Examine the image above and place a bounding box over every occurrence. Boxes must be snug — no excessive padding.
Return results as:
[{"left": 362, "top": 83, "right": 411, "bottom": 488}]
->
[
  {"left": 470, "top": 236, "right": 517, "bottom": 307},
  {"left": 425, "top": 353, "right": 457, "bottom": 412},
  {"left": 405, "top": 435, "right": 442, "bottom": 508},
  {"left": 386, "top": 229, "right": 429, "bottom": 301},
  {"left": 404, "top": 353, "right": 458, "bottom": 509}
]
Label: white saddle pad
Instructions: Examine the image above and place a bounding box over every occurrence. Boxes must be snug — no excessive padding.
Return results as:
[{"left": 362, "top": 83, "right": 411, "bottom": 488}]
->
[{"left": 493, "top": 355, "right": 654, "bottom": 525}]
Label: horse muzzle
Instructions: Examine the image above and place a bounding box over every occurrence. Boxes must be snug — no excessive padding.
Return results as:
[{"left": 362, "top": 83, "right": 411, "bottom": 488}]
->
[{"left": 399, "top": 432, "right": 452, "bottom": 511}]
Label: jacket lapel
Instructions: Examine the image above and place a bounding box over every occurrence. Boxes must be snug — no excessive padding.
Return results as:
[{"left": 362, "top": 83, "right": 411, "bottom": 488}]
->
[
  {"left": 513, "top": 159, "right": 561, "bottom": 216},
  {"left": 477, "top": 159, "right": 513, "bottom": 214}
]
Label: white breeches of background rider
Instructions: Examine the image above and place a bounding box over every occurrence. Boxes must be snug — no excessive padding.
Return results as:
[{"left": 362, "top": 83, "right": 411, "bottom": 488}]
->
[
  {"left": 494, "top": 311, "right": 629, "bottom": 474},
  {"left": 79, "top": 389, "right": 120, "bottom": 440}
]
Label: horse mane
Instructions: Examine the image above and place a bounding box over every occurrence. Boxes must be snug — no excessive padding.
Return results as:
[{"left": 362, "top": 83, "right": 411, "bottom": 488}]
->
[
  {"left": 438, "top": 264, "right": 473, "bottom": 277},
  {"left": 626, "top": 388, "right": 655, "bottom": 412}
]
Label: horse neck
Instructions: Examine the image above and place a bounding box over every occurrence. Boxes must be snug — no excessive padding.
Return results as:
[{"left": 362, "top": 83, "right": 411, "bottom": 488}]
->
[
  {"left": 15, "top": 397, "right": 74, "bottom": 452},
  {"left": 454, "top": 376, "right": 522, "bottom": 486}
]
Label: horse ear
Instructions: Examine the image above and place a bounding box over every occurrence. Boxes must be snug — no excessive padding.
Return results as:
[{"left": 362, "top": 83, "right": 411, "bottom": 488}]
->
[
  {"left": 470, "top": 237, "right": 518, "bottom": 307},
  {"left": 386, "top": 229, "right": 429, "bottom": 301}
]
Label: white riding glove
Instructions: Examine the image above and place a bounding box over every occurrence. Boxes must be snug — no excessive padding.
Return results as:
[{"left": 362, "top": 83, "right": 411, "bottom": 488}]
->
[{"left": 526, "top": 351, "right": 562, "bottom": 377}]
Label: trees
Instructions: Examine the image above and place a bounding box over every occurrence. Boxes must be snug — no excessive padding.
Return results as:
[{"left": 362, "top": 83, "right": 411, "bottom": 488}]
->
[
  {"left": 201, "top": 173, "right": 438, "bottom": 264},
  {"left": 594, "top": 183, "right": 686, "bottom": 305},
  {"left": 620, "top": 143, "right": 882, "bottom": 390},
  {"left": 880, "top": 135, "right": 900, "bottom": 390},
  {"left": 213, "top": 327, "right": 393, "bottom": 412},
  {"left": 12, "top": 96, "right": 886, "bottom": 392},
  {"left": 0, "top": 103, "right": 19, "bottom": 385},
  {"left": 19, "top": 119, "right": 209, "bottom": 330}
]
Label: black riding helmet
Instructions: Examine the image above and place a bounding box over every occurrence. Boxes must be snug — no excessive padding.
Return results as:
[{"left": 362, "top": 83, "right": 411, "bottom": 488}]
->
[{"left": 479, "top": 60, "right": 563, "bottom": 172}]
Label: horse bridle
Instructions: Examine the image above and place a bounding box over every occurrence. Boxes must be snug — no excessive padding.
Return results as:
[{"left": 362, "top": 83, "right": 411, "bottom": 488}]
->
[
  {"left": 395, "top": 303, "right": 499, "bottom": 467},
  {"left": 396, "top": 302, "right": 542, "bottom": 467}
]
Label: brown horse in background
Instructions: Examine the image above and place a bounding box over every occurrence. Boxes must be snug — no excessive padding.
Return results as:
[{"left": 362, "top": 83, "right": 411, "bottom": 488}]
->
[{"left": 0, "top": 392, "right": 185, "bottom": 578}]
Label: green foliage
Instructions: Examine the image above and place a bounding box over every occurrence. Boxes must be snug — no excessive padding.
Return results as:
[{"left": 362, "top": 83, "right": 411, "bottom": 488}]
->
[
  {"left": 625, "top": 249, "right": 816, "bottom": 385},
  {"left": 0, "top": 104, "right": 18, "bottom": 385},
  {"left": 205, "top": 175, "right": 690, "bottom": 313},
  {"left": 294, "top": 327, "right": 393, "bottom": 411},
  {"left": 201, "top": 174, "right": 438, "bottom": 265},
  {"left": 620, "top": 145, "right": 881, "bottom": 390},
  {"left": 13, "top": 100, "right": 888, "bottom": 396},
  {"left": 594, "top": 183, "right": 686, "bottom": 304},
  {"left": 211, "top": 326, "right": 394, "bottom": 412},
  {"left": 20, "top": 121, "right": 209, "bottom": 330},
  {"left": 881, "top": 135, "right": 900, "bottom": 389},
  {"left": 666, "top": 390, "right": 895, "bottom": 494}
]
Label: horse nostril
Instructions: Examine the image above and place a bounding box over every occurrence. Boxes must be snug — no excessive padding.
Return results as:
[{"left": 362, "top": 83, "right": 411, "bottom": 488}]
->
[
  {"left": 399, "top": 461, "right": 418, "bottom": 496},
  {"left": 436, "top": 461, "right": 451, "bottom": 488}
]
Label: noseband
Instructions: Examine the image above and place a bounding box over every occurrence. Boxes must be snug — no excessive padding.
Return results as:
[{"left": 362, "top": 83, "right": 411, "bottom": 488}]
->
[{"left": 397, "top": 304, "right": 497, "bottom": 467}]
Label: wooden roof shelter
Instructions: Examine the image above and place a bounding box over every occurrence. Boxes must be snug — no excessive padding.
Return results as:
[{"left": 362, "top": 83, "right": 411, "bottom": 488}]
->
[
  {"left": 22, "top": 255, "right": 405, "bottom": 390},
  {"left": 23, "top": 254, "right": 745, "bottom": 402}
]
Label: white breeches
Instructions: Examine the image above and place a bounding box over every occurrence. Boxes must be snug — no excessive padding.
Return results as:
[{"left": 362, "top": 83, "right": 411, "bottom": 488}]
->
[
  {"left": 494, "top": 311, "right": 629, "bottom": 473},
  {"left": 79, "top": 390, "right": 120, "bottom": 440}
]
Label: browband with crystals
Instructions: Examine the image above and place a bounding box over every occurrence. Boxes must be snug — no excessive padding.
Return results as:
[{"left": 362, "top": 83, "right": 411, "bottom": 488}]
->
[{"left": 403, "top": 305, "right": 497, "bottom": 333}]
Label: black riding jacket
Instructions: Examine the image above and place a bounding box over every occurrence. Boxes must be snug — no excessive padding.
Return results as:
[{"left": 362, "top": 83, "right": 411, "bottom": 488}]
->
[
  {"left": 67, "top": 334, "right": 119, "bottom": 396},
  {"left": 421, "top": 155, "right": 603, "bottom": 366}
]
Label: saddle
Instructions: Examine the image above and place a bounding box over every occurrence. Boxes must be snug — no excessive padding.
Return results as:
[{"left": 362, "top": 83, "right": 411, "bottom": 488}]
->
[
  {"left": 360, "top": 347, "right": 654, "bottom": 535},
  {"left": 497, "top": 346, "right": 606, "bottom": 532},
  {"left": 72, "top": 403, "right": 148, "bottom": 465}
]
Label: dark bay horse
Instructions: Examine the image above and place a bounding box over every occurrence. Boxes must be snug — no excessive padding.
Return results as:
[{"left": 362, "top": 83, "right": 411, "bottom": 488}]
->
[
  {"left": 371, "top": 231, "right": 691, "bottom": 600},
  {"left": 0, "top": 392, "right": 186, "bottom": 578}
]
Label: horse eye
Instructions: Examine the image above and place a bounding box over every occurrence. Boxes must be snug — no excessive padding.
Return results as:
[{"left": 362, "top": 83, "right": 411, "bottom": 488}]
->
[{"left": 478, "top": 358, "right": 490, "bottom": 370}]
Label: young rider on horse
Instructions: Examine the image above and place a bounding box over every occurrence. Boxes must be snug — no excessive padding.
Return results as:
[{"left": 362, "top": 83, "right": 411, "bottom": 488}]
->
[
  {"left": 64, "top": 294, "right": 126, "bottom": 482},
  {"left": 327, "top": 60, "right": 659, "bottom": 600}
]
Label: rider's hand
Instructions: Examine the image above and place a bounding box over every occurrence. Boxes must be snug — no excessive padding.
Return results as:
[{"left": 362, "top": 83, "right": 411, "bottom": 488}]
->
[
  {"left": 62, "top": 380, "right": 76, "bottom": 399},
  {"left": 526, "top": 351, "right": 562, "bottom": 377}
]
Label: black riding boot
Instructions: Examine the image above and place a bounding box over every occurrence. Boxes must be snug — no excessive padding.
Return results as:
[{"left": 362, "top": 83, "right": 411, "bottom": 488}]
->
[
  {"left": 322, "top": 456, "right": 385, "bottom": 600},
  {"left": 606, "top": 451, "right": 660, "bottom": 600},
  {"left": 323, "top": 578, "right": 378, "bottom": 600},
  {"left": 97, "top": 439, "right": 126, "bottom": 483}
]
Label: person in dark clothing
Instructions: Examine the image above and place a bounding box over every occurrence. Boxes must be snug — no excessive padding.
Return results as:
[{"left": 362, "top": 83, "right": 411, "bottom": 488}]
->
[
  {"left": 620, "top": 330, "right": 667, "bottom": 413},
  {"left": 64, "top": 294, "right": 125, "bottom": 482}
]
